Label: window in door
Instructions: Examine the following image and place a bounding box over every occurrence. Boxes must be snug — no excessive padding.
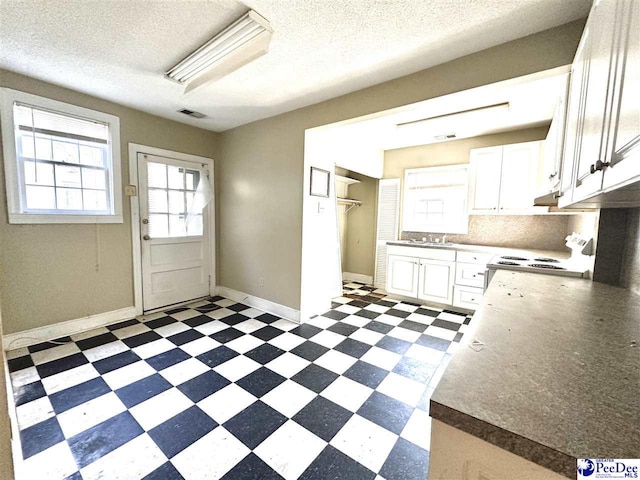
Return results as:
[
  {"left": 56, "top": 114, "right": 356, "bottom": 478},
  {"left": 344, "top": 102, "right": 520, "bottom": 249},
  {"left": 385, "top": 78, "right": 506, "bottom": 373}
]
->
[
  {"left": 403, "top": 165, "right": 469, "bottom": 234},
  {"left": 147, "top": 161, "right": 204, "bottom": 238}
]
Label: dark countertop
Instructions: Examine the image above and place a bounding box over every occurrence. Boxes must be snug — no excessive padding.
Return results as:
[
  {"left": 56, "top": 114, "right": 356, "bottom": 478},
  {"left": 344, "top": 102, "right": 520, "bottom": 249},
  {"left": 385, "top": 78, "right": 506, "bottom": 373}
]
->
[{"left": 430, "top": 271, "right": 640, "bottom": 478}]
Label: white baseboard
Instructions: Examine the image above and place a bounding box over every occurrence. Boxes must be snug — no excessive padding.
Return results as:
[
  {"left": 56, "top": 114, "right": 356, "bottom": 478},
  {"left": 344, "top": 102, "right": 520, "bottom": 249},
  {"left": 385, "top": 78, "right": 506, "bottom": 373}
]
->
[
  {"left": 2, "top": 306, "right": 137, "bottom": 351},
  {"left": 215, "top": 286, "right": 301, "bottom": 324},
  {"left": 342, "top": 272, "right": 374, "bottom": 284}
]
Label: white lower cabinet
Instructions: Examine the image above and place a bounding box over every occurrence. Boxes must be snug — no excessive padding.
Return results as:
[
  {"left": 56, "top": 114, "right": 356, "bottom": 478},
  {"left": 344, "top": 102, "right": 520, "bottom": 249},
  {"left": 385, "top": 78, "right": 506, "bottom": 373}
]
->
[
  {"left": 453, "top": 285, "right": 484, "bottom": 310},
  {"left": 418, "top": 259, "right": 455, "bottom": 305},
  {"left": 386, "top": 254, "right": 419, "bottom": 297},
  {"left": 386, "top": 245, "right": 490, "bottom": 310},
  {"left": 386, "top": 246, "right": 456, "bottom": 306}
]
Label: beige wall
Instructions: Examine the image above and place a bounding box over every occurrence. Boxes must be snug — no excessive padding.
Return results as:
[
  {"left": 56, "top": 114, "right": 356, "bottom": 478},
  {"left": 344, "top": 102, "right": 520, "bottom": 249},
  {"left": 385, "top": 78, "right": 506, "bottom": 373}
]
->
[
  {"left": 343, "top": 173, "right": 377, "bottom": 277},
  {"left": 384, "top": 126, "right": 550, "bottom": 238},
  {"left": 217, "top": 20, "right": 586, "bottom": 310},
  {"left": 384, "top": 127, "right": 549, "bottom": 177},
  {"left": 0, "top": 70, "right": 219, "bottom": 334},
  {"left": 383, "top": 127, "right": 576, "bottom": 252}
]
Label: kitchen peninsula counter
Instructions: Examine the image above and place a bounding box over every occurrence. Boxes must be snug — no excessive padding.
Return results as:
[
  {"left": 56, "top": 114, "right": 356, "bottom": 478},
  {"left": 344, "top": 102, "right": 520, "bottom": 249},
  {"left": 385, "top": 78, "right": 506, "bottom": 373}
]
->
[{"left": 430, "top": 270, "right": 640, "bottom": 478}]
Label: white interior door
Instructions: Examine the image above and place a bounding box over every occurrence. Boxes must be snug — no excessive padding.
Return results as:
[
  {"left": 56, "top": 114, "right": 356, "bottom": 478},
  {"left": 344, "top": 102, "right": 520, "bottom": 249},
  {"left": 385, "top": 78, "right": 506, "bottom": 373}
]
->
[{"left": 138, "top": 153, "right": 211, "bottom": 311}]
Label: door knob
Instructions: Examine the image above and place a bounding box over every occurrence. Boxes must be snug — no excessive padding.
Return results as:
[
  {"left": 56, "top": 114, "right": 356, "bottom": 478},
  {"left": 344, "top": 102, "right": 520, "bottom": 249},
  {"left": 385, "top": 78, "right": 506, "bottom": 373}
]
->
[
  {"left": 143, "top": 235, "right": 151, "bottom": 241},
  {"left": 142, "top": 218, "right": 149, "bottom": 224}
]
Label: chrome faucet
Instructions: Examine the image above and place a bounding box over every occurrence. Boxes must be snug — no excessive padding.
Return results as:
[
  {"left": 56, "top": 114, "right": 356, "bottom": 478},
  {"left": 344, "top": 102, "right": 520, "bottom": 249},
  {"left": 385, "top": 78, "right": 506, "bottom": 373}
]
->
[{"left": 442, "top": 234, "right": 447, "bottom": 244}]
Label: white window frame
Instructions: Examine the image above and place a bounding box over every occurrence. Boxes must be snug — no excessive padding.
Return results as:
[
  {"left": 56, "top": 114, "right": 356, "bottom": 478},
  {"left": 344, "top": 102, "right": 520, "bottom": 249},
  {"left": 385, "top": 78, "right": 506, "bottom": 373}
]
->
[
  {"left": 0, "top": 88, "right": 122, "bottom": 224},
  {"left": 402, "top": 165, "right": 469, "bottom": 234}
]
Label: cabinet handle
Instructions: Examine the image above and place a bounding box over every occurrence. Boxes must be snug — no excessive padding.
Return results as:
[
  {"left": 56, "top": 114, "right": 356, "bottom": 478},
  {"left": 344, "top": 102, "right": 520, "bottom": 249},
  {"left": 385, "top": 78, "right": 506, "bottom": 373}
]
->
[
  {"left": 477, "top": 272, "right": 485, "bottom": 276},
  {"left": 590, "top": 160, "right": 610, "bottom": 174}
]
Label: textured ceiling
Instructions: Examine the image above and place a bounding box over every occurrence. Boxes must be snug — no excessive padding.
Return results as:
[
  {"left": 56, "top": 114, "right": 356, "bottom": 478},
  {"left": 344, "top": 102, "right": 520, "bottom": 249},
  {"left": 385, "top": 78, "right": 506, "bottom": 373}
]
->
[{"left": 0, "top": 0, "right": 591, "bottom": 132}]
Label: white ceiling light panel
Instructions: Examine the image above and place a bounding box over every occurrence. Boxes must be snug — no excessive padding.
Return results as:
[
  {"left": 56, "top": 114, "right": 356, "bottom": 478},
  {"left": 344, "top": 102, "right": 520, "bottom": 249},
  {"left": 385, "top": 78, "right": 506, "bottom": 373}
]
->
[{"left": 166, "top": 10, "right": 273, "bottom": 94}]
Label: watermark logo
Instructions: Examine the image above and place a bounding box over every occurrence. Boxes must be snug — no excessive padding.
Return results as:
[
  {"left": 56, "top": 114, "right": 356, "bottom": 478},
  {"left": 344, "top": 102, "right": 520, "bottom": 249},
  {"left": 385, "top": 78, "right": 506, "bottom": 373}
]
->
[
  {"left": 578, "top": 459, "right": 596, "bottom": 477},
  {"left": 578, "top": 459, "right": 640, "bottom": 479}
]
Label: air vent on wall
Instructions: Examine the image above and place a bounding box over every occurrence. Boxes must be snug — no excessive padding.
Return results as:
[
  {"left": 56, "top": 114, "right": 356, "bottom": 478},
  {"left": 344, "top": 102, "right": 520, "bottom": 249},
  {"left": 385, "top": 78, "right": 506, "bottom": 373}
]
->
[
  {"left": 434, "top": 134, "right": 457, "bottom": 140},
  {"left": 178, "top": 109, "right": 206, "bottom": 119}
]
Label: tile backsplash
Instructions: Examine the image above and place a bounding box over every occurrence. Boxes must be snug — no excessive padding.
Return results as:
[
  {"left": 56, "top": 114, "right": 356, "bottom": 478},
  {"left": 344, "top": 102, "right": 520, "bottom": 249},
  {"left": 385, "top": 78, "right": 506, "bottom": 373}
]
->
[{"left": 402, "top": 215, "right": 573, "bottom": 251}]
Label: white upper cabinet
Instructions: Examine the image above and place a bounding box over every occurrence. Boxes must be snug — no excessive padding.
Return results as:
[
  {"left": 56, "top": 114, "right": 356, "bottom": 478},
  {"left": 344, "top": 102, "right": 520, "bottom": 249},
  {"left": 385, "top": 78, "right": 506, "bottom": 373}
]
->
[
  {"left": 559, "top": 0, "right": 640, "bottom": 208},
  {"left": 602, "top": 0, "right": 640, "bottom": 191},
  {"left": 539, "top": 78, "right": 570, "bottom": 198},
  {"left": 469, "top": 146, "right": 502, "bottom": 214},
  {"left": 572, "top": 0, "right": 618, "bottom": 202},
  {"left": 500, "top": 142, "right": 541, "bottom": 212},
  {"left": 469, "top": 141, "right": 544, "bottom": 214}
]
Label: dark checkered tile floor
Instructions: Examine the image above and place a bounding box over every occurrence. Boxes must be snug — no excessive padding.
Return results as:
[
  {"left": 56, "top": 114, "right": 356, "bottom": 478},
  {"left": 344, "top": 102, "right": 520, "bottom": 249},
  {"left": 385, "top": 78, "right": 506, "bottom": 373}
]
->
[{"left": 7, "top": 282, "right": 472, "bottom": 480}]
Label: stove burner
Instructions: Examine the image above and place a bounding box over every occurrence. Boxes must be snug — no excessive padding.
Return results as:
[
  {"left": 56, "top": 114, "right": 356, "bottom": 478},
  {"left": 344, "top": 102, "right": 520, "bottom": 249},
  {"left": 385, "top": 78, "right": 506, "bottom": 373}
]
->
[
  {"left": 529, "top": 263, "right": 566, "bottom": 270},
  {"left": 497, "top": 261, "right": 520, "bottom": 266},
  {"left": 501, "top": 256, "right": 529, "bottom": 261},
  {"left": 533, "top": 257, "right": 560, "bottom": 263}
]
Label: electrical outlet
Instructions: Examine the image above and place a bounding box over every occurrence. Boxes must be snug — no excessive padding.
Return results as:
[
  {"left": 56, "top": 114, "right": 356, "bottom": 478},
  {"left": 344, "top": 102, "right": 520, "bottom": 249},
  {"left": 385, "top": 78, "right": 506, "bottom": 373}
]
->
[
  {"left": 124, "top": 185, "right": 137, "bottom": 196},
  {"left": 259, "top": 277, "right": 264, "bottom": 287}
]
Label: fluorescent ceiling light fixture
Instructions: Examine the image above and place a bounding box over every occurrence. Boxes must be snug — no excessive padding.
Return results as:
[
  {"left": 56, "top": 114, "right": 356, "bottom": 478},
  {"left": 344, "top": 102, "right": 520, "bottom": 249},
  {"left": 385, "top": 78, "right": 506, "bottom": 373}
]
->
[
  {"left": 396, "top": 102, "right": 510, "bottom": 128},
  {"left": 166, "top": 10, "right": 273, "bottom": 94}
]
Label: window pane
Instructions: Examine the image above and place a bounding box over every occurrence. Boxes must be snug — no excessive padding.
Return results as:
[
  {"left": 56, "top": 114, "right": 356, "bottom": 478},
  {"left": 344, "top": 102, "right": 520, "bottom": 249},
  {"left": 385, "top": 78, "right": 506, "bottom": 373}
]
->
[
  {"left": 55, "top": 164, "right": 82, "bottom": 188},
  {"left": 148, "top": 189, "right": 168, "bottom": 213},
  {"left": 79, "top": 145, "right": 104, "bottom": 167},
  {"left": 24, "top": 161, "right": 55, "bottom": 186},
  {"left": 56, "top": 188, "right": 83, "bottom": 210},
  {"left": 186, "top": 170, "right": 199, "bottom": 190},
  {"left": 147, "top": 162, "right": 167, "bottom": 188},
  {"left": 83, "top": 190, "right": 107, "bottom": 211},
  {"left": 186, "top": 214, "right": 203, "bottom": 236},
  {"left": 25, "top": 185, "right": 55, "bottom": 209},
  {"left": 81, "top": 168, "right": 106, "bottom": 190},
  {"left": 168, "top": 165, "right": 183, "bottom": 190},
  {"left": 169, "top": 214, "right": 187, "bottom": 237},
  {"left": 52, "top": 141, "right": 79, "bottom": 164},
  {"left": 35, "top": 136, "right": 52, "bottom": 160},
  {"left": 19, "top": 133, "right": 35, "bottom": 158},
  {"left": 168, "top": 190, "right": 185, "bottom": 214},
  {"left": 186, "top": 190, "right": 195, "bottom": 211},
  {"left": 149, "top": 213, "right": 169, "bottom": 238}
]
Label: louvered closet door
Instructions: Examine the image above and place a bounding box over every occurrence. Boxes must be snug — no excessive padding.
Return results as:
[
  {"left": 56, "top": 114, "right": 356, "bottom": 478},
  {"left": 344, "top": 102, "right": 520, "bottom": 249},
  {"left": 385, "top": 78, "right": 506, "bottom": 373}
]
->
[{"left": 374, "top": 179, "right": 400, "bottom": 289}]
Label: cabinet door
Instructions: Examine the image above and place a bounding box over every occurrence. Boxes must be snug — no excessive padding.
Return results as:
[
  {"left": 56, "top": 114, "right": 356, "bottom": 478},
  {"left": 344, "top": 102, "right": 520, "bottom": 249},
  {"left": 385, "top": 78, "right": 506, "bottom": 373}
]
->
[
  {"left": 469, "top": 146, "right": 502, "bottom": 214},
  {"left": 560, "top": 32, "right": 589, "bottom": 206},
  {"left": 417, "top": 259, "right": 455, "bottom": 305},
  {"left": 573, "top": 0, "right": 618, "bottom": 202},
  {"left": 603, "top": 0, "right": 640, "bottom": 190},
  {"left": 386, "top": 254, "right": 419, "bottom": 297},
  {"left": 499, "top": 142, "right": 541, "bottom": 212}
]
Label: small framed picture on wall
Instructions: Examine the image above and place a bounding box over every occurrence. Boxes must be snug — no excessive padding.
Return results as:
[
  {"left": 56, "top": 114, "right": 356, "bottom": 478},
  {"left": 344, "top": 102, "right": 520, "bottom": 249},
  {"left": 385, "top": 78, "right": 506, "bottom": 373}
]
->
[{"left": 310, "top": 167, "right": 330, "bottom": 197}]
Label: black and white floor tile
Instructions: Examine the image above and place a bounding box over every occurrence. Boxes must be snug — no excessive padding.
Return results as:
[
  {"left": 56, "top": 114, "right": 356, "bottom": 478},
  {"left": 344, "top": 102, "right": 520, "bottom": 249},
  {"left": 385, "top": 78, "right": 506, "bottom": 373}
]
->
[{"left": 7, "top": 282, "right": 472, "bottom": 480}]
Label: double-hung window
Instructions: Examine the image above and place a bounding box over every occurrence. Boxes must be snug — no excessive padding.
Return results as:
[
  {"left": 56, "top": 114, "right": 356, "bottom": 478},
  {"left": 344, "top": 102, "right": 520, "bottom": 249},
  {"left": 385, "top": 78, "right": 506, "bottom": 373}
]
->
[
  {"left": 1, "top": 88, "right": 122, "bottom": 223},
  {"left": 403, "top": 165, "right": 469, "bottom": 234}
]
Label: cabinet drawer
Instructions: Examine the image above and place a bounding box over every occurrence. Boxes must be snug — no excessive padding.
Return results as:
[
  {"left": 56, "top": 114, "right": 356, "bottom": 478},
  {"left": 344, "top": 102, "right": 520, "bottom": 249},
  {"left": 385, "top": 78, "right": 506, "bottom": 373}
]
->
[
  {"left": 455, "top": 263, "right": 486, "bottom": 288},
  {"left": 453, "top": 285, "right": 484, "bottom": 310},
  {"left": 456, "top": 251, "right": 493, "bottom": 265},
  {"left": 387, "top": 245, "right": 456, "bottom": 262}
]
